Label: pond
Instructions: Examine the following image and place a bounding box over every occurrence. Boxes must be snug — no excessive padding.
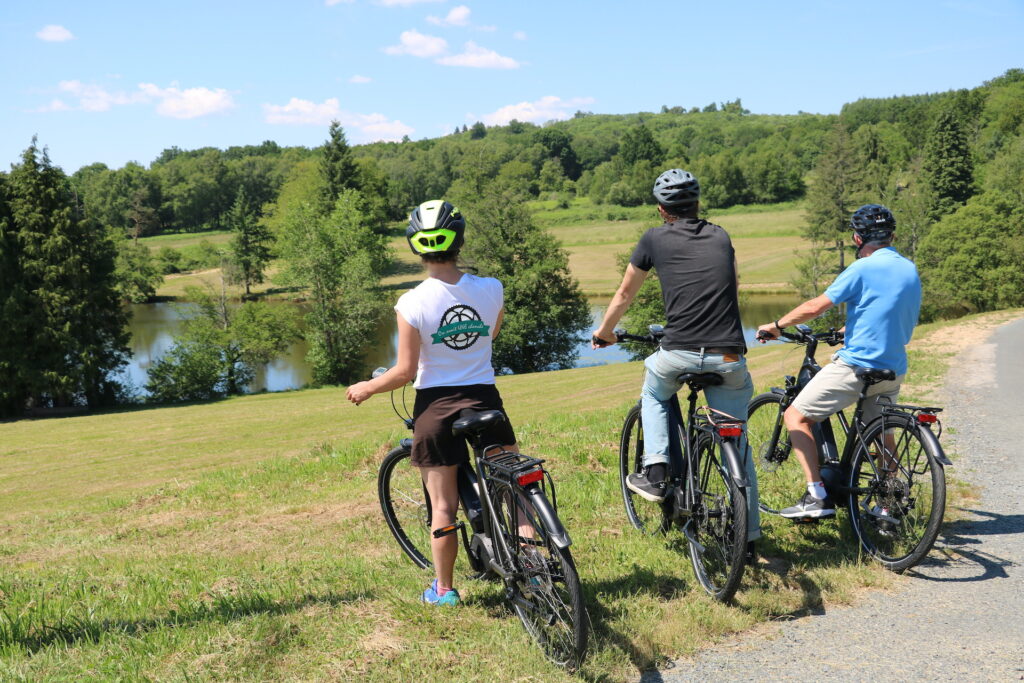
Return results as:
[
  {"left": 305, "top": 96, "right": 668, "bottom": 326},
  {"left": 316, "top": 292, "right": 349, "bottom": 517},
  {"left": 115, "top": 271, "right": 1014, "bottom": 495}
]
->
[{"left": 122, "top": 293, "right": 802, "bottom": 394}]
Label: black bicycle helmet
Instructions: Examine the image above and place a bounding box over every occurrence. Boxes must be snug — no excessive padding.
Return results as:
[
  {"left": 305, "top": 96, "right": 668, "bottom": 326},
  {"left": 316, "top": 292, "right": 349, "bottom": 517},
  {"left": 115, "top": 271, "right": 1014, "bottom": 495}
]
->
[
  {"left": 406, "top": 199, "right": 465, "bottom": 255},
  {"left": 850, "top": 204, "right": 896, "bottom": 243},
  {"left": 652, "top": 168, "right": 700, "bottom": 209}
]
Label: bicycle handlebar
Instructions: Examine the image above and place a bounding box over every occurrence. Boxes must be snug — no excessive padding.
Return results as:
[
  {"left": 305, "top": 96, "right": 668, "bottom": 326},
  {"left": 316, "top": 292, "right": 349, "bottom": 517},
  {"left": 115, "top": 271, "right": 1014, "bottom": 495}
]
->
[{"left": 756, "top": 327, "right": 844, "bottom": 346}]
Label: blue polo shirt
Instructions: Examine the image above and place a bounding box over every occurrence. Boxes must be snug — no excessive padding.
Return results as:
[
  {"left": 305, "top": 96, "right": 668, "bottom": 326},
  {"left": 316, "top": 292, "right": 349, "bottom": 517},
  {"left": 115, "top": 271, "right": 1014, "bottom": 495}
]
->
[{"left": 824, "top": 247, "right": 921, "bottom": 375}]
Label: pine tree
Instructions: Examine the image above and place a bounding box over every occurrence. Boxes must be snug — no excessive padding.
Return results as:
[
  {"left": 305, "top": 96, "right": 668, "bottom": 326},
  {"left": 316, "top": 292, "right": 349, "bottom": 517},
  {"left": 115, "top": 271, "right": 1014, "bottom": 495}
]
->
[
  {"left": 793, "top": 122, "right": 858, "bottom": 328},
  {"left": 923, "top": 108, "right": 974, "bottom": 218},
  {"left": 0, "top": 171, "right": 32, "bottom": 415},
  {"left": 226, "top": 187, "right": 273, "bottom": 297},
  {"left": 320, "top": 120, "right": 359, "bottom": 207},
  {"left": 2, "top": 139, "right": 129, "bottom": 414}
]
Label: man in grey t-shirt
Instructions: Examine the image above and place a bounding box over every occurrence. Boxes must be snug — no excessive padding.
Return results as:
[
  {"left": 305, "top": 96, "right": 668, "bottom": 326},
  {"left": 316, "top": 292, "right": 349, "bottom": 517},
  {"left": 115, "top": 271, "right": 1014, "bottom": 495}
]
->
[{"left": 593, "top": 169, "right": 760, "bottom": 549}]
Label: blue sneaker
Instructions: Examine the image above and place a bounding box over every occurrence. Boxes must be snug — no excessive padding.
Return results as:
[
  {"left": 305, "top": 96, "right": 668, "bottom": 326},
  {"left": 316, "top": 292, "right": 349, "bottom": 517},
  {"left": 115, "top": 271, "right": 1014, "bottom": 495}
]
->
[{"left": 421, "top": 579, "right": 461, "bottom": 606}]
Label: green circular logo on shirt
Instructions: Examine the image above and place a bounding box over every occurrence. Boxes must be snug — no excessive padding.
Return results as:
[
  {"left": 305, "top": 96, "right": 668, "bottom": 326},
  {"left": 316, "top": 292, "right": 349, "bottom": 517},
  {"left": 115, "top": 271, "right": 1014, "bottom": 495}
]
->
[{"left": 432, "top": 304, "right": 490, "bottom": 350}]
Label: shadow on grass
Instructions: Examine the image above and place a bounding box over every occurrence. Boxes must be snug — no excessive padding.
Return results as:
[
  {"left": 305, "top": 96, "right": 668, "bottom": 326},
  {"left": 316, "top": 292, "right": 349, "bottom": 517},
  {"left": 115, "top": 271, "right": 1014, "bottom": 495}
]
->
[{"left": 0, "top": 590, "right": 368, "bottom": 654}]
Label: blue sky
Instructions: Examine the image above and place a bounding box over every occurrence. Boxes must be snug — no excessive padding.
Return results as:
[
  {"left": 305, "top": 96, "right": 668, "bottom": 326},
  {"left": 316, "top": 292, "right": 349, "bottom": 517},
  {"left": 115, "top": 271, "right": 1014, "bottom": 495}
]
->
[{"left": 2, "top": 0, "right": 1021, "bottom": 173}]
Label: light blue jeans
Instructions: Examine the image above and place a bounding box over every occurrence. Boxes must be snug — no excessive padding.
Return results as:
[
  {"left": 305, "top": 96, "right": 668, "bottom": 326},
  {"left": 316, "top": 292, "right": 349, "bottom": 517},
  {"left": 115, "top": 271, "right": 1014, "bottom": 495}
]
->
[{"left": 640, "top": 348, "right": 760, "bottom": 541}]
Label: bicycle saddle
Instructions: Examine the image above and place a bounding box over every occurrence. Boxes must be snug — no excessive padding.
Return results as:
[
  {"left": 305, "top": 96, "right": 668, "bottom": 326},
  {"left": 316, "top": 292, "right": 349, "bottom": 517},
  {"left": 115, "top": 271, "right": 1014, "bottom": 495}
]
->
[
  {"left": 452, "top": 409, "right": 506, "bottom": 437},
  {"left": 677, "top": 372, "right": 723, "bottom": 389},
  {"left": 853, "top": 367, "right": 896, "bottom": 384}
]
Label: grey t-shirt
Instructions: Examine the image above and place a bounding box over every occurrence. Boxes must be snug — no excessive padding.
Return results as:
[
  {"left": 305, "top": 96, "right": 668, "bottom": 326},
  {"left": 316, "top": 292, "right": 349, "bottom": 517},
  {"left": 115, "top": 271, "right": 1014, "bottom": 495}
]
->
[{"left": 630, "top": 218, "right": 746, "bottom": 352}]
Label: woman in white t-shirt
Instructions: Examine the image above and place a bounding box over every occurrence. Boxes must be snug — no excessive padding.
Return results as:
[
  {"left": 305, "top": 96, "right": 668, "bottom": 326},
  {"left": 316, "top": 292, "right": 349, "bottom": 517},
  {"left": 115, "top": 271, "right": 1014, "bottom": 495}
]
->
[{"left": 346, "top": 200, "right": 517, "bottom": 606}]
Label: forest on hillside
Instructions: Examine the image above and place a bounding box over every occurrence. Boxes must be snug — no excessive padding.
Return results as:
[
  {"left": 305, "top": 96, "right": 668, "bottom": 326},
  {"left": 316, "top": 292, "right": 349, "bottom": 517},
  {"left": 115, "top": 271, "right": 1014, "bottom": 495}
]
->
[{"left": 1, "top": 69, "right": 1022, "bottom": 414}]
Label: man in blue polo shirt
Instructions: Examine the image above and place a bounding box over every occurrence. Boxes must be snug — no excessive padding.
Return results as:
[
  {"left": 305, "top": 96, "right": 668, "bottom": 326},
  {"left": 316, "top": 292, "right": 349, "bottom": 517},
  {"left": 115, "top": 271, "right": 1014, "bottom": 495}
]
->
[{"left": 756, "top": 204, "right": 921, "bottom": 519}]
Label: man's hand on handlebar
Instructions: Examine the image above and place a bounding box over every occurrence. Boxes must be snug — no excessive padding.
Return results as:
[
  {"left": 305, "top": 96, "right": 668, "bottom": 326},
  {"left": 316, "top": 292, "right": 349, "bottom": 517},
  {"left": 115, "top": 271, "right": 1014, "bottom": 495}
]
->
[
  {"left": 591, "top": 329, "right": 618, "bottom": 349},
  {"left": 756, "top": 322, "right": 782, "bottom": 343}
]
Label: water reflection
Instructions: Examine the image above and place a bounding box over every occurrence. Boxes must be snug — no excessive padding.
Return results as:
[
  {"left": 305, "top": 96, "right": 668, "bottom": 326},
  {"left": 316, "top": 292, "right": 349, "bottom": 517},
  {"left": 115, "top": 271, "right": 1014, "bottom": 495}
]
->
[{"left": 123, "top": 293, "right": 801, "bottom": 394}]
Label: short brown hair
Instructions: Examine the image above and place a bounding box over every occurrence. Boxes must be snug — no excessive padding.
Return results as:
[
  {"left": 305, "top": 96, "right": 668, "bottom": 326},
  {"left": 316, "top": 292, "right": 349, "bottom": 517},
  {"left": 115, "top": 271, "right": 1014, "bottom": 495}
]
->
[{"left": 421, "top": 250, "right": 460, "bottom": 264}]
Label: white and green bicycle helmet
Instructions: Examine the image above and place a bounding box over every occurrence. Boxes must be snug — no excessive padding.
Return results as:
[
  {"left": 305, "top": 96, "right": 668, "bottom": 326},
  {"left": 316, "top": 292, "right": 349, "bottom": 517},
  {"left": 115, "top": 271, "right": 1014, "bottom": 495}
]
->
[{"left": 406, "top": 199, "right": 465, "bottom": 255}]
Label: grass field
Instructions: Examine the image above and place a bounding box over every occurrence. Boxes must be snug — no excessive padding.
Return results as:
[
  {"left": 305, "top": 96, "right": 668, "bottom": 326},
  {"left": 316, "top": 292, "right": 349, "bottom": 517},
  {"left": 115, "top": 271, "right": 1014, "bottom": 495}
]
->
[
  {"left": 3, "top": 312, "right": 1013, "bottom": 681},
  {"left": 139, "top": 230, "right": 234, "bottom": 251},
  {"left": 155, "top": 199, "right": 805, "bottom": 300}
]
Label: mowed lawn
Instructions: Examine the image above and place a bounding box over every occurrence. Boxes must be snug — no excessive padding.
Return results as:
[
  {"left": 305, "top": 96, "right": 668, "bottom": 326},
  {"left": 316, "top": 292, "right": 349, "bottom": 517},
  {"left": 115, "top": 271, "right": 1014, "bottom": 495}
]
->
[
  {"left": 152, "top": 201, "right": 805, "bottom": 300},
  {"left": 1, "top": 306, "right": 997, "bottom": 681}
]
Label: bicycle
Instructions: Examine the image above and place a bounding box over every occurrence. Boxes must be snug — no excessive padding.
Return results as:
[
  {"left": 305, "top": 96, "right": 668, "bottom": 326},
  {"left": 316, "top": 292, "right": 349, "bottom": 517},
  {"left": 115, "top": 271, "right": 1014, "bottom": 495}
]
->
[
  {"left": 614, "top": 326, "right": 750, "bottom": 602},
  {"left": 373, "top": 369, "right": 588, "bottom": 669},
  {"left": 747, "top": 325, "right": 951, "bottom": 572}
]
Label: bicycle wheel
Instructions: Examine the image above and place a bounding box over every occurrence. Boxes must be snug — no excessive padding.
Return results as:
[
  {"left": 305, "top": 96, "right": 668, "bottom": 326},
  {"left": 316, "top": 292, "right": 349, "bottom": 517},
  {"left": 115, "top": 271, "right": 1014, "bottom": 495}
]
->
[
  {"left": 378, "top": 445, "right": 432, "bottom": 569},
  {"left": 619, "top": 404, "right": 670, "bottom": 534},
  {"left": 847, "top": 414, "right": 946, "bottom": 572},
  {"left": 495, "top": 485, "right": 588, "bottom": 670},
  {"left": 747, "top": 392, "right": 803, "bottom": 515},
  {"left": 688, "top": 434, "right": 747, "bottom": 602}
]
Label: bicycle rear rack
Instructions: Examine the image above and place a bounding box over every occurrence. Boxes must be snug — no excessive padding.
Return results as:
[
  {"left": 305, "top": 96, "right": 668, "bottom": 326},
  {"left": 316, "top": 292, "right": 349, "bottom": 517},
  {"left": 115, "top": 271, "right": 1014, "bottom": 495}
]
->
[{"left": 481, "top": 451, "right": 546, "bottom": 484}]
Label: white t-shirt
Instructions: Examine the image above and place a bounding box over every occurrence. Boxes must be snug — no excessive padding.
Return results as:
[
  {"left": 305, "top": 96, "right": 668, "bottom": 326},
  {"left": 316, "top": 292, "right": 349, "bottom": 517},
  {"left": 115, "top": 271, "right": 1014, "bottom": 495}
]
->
[{"left": 394, "top": 273, "right": 503, "bottom": 389}]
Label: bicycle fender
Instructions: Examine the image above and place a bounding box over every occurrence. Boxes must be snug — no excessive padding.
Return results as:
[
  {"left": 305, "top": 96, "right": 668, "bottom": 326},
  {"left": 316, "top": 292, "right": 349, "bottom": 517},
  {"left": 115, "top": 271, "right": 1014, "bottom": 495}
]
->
[
  {"left": 720, "top": 441, "right": 750, "bottom": 487},
  {"left": 525, "top": 487, "right": 572, "bottom": 549},
  {"left": 918, "top": 424, "right": 952, "bottom": 467}
]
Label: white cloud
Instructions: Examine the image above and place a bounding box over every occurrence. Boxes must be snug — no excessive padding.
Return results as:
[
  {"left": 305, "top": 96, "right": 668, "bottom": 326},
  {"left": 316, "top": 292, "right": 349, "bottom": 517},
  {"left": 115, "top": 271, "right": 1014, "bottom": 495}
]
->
[
  {"left": 325, "top": 0, "right": 355, "bottom": 4},
  {"left": 481, "top": 95, "right": 596, "bottom": 126},
  {"left": 38, "top": 80, "right": 233, "bottom": 118},
  {"left": 384, "top": 29, "right": 448, "bottom": 57},
  {"left": 427, "top": 5, "right": 471, "bottom": 26},
  {"left": 437, "top": 42, "right": 519, "bottom": 69},
  {"left": 37, "top": 25, "right": 74, "bottom": 42},
  {"left": 513, "top": 30, "right": 527, "bottom": 41},
  {"left": 263, "top": 97, "right": 413, "bottom": 142},
  {"left": 349, "top": 74, "right": 372, "bottom": 83},
  {"left": 57, "top": 80, "right": 143, "bottom": 111},
  {"left": 137, "top": 83, "right": 234, "bottom": 119}
]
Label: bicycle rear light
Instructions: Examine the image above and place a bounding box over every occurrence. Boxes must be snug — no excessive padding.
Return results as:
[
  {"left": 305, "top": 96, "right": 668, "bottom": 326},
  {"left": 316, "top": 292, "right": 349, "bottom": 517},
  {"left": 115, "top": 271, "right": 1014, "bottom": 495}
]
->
[
  {"left": 916, "top": 413, "right": 938, "bottom": 424},
  {"left": 717, "top": 426, "right": 742, "bottom": 438},
  {"left": 517, "top": 469, "right": 544, "bottom": 486}
]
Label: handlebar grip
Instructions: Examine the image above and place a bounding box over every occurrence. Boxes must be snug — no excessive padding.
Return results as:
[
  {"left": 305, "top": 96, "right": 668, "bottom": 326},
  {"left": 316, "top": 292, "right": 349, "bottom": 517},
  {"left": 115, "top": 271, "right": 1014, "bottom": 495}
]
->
[{"left": 591, "top": 335, "right": 612, "bottom": 348}]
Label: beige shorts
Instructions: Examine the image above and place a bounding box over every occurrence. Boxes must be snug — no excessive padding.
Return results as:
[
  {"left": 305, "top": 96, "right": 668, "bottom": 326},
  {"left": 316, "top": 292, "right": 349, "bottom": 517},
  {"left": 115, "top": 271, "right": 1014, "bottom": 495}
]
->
[{"left": 791, "top": 356, "right": 905, "bottom": 424}]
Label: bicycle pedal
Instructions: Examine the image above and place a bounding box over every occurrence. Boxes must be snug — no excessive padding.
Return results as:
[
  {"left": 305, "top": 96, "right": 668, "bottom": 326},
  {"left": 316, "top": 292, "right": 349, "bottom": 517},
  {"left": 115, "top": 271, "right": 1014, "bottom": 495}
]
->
[
  {"left": 432, "top": 521, "right": 465, "bottom": 538},
  {"left": 793, "top": 516, "right": 821, "bottom": 525}
]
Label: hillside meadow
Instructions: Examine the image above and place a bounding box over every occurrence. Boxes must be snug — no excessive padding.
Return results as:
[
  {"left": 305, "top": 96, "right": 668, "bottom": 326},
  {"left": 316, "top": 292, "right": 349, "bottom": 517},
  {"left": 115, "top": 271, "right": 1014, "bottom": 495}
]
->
[
  {"left": 2, "top": 311, "right": 1012, "bottom": 681},
  {"left": 149, "top": 199, "right": 806, "bottom": 302}
]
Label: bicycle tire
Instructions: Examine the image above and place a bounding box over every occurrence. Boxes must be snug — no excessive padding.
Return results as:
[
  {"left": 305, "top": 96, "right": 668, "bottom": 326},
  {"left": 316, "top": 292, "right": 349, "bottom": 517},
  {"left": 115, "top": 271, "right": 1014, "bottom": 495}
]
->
[
  {"left": 378, "top": 445, "right": 433, "bottom": 569},
  {"left": 847, "top": 413, "right": 946, "bottom": 572},
  {"left": 494, "top": 484, "right": 588, "bottom": 670},
  {"left": 619, "top": 404, "right": 670, "bottom": 534},
  {"left": 747, "top": 391, "right": 804, "bottom": 515},
  {"left": 687, "top": 433, "right": 747, "bottom": 601}
]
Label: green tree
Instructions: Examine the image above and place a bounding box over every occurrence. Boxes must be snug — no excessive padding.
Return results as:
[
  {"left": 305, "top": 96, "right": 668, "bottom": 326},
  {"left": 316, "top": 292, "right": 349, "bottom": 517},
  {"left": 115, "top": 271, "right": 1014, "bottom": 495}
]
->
[
  {"left": 225, "top": 187, "right": 273, "bottom": 297},
  {"left": 146, "top": 284, "right": 301, "bottom": 401},
  {"left": 320, "top": 121, "right": 359, "bottom": 207},
  {"left": 619, "top": 124, "right": 664, "bottom": 166},
  {"left": 1, "top": 139, "right": 129, "bottom": 414},
  {"left": 278, "top": 193, "right": 388, "bottom": 384},
  {"left": 533, "top": 128, "right": 582, "bottom": 180},
  {"left": 793, "top": 123, "right": 858, "bottom": 328},
  {"left": 114, "top": 239, "right": 163, "bottom": 303},
  {"left": 923, "top": 107, "right": 974, "bottom": 218},
  {"left": 802, "top": 122, "right": 858, "bottom": 275},
  {"left": 917, "top": 190, "right": 1024, "bottom": 318},
  {"left": 458, "top": 188, "right": 590, "bottom": 373},
  {"left": 615, "top": 237, "right": 665, "bottom": 361},
  {"left": 470, "top": 121, "right": 487, "bottom": 139}
]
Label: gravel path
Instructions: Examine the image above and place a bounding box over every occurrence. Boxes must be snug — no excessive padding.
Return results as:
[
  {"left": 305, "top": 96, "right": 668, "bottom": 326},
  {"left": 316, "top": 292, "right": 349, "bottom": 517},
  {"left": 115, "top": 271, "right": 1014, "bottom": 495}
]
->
[{"left": 643, "top": 317, "right": 1024, "bottom": 683}]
